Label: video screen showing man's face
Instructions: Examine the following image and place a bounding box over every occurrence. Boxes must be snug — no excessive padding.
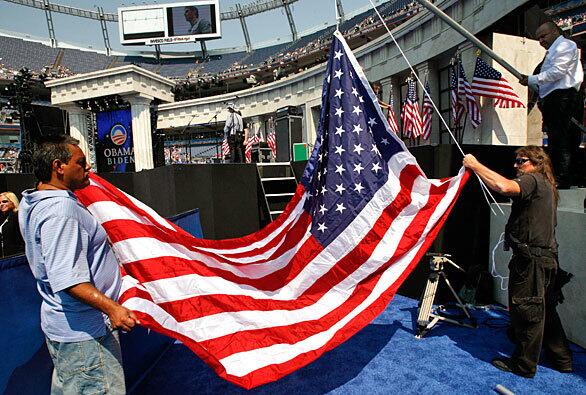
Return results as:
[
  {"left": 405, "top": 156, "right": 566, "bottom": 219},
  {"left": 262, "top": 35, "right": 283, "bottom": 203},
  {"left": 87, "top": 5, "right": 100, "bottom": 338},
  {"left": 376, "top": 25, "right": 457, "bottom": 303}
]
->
[{"left": 168, "top": 4, "right": 217, "bottom": 37}]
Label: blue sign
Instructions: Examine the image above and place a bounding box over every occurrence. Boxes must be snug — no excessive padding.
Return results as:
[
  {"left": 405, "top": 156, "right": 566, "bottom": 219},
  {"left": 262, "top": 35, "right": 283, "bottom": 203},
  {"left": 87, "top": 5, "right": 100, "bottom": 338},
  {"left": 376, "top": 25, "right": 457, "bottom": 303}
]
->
[{"left": 96, "top": 109, "right": 135, "bottom": 172}]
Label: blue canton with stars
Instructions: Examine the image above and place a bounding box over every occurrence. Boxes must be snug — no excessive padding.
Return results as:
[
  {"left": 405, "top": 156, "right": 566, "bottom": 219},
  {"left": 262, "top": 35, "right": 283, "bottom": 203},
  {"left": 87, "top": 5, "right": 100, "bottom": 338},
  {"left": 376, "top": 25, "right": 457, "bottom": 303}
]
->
[{"left": 301, "top": 32, "right": 404, "bottom": 247}]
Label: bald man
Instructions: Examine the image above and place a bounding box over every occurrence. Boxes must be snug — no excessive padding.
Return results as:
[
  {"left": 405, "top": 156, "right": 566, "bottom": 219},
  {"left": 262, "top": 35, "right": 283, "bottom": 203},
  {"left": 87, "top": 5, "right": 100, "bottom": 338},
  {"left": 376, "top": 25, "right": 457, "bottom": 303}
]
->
[{"left": 519, "top": 21, "right": 583, "bottom": 189}]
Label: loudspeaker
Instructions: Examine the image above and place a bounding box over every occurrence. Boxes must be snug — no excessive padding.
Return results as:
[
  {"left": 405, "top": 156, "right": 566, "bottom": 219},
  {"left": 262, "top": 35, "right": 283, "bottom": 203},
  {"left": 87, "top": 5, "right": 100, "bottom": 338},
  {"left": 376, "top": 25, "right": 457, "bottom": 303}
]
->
[{"left": 275, "top": 109, "right": 303, "bottom": 162}]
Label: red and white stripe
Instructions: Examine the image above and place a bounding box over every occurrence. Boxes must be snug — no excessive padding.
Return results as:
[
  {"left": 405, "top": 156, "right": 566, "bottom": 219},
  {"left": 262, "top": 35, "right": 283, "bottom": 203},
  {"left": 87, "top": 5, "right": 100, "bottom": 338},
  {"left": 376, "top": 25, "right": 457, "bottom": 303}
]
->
[
  {"left": 471, "top": 77, "right": 525, "bottom": 108},
  {"left": 75, "top": 157, "right": 469, "bottom": 389},
  {"left": 380, "top": 102, "right": 399, "bottom": 134},
  {"left": 421, "top": 85, "right": 433, "bottom": 140},
  {"left": 401, "top": 101, "right": 423, "bottom": 139},
  {"left": 245, "top": 134, "right": 259, "bottom": 163},
  {"left": 267, "top": 132, "right": 277, "bottom": 157},
  {"left": 471, "top": 57, "right": 525, "bottom": 109},
  {"left": 221, "top": 138, "right": 230, "bottom": 159}
]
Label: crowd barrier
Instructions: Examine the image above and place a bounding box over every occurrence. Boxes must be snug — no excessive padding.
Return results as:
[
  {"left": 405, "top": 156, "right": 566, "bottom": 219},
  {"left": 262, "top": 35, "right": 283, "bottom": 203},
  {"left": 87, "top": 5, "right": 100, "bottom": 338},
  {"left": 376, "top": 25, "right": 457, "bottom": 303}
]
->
[{"left": 0, "top": 209, "right": 202, "bottom": 394}]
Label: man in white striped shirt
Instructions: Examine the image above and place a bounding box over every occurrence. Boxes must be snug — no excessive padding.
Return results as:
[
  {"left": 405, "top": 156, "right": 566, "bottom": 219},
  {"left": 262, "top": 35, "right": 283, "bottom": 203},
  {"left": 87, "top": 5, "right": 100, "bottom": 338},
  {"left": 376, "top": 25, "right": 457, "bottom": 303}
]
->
[{"left": 19, "top": 135, "right": 138, "bottom": 394}]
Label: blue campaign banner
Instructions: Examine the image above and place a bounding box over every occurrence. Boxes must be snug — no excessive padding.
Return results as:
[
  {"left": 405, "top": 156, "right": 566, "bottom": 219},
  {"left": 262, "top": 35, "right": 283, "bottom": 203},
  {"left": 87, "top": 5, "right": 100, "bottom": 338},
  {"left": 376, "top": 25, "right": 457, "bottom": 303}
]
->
[{"left": 96, "top": 109, "right": 135, "bottom": 172}]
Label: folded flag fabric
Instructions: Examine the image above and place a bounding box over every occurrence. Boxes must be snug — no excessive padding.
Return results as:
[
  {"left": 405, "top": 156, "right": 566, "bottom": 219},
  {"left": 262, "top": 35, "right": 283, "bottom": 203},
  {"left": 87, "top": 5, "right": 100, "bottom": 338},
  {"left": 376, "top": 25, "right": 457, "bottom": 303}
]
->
[{"left": 75, "top": 30, "right": 469, "bottom": 390}]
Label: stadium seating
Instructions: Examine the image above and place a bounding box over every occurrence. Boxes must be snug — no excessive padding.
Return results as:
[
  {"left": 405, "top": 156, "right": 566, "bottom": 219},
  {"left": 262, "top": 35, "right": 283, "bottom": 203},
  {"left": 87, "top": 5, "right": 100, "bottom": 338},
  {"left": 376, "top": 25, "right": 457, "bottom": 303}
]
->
[
  {"left": 0, "top": 35, "right": 59, "bottom": 71},
  {"left": 0, "top": 0, "right": 426, "bottom": 89},
  {"left": 60, "top": 48, "right": 111, "bottom": 74}
]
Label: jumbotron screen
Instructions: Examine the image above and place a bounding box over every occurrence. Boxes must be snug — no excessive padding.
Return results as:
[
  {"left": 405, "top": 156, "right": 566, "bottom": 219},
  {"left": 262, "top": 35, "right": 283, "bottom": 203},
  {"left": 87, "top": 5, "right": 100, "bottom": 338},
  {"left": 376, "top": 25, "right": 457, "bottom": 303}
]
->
[{"left": 118, "top": 0, "right": 221, "bottom": 45}]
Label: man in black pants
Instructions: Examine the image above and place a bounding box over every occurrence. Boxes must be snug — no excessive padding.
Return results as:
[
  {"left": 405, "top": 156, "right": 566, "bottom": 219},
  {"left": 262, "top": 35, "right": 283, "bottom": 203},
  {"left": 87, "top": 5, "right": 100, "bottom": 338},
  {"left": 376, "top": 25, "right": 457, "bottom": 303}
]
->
[
  {"left": 520, "top": 21, "right": 583, "bottom": 189},
  {"left": 224, "top": 103, "right": 244, "bottom": 163},
  {"left": 463, "top": 146, "right": 572, "bottom": 378}
]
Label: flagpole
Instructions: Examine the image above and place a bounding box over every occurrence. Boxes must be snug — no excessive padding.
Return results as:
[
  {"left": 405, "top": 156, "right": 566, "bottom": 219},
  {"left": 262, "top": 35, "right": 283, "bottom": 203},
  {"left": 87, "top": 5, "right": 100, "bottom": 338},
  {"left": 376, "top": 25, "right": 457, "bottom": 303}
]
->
[
  {"left": 335, "top": 0, "right": 341, "bottom": 31},
  {"left": 414, "top": 0, "right": 523, "bottom": 80}
]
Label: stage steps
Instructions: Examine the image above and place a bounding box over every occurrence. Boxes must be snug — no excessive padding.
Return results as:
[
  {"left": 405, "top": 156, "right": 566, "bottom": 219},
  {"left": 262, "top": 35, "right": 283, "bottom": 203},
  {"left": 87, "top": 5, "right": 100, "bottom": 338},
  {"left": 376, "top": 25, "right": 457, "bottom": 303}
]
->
[{"left": 257, "top": 162, "right": 298, "bottom": 221}]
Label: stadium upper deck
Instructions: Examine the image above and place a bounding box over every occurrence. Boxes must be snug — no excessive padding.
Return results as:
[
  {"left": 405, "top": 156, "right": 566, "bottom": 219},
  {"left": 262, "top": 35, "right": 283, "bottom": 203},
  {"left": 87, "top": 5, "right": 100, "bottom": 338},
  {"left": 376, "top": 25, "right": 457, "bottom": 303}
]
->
[{"left": 0, "top": 2, "right": 417, "bottom": 96}]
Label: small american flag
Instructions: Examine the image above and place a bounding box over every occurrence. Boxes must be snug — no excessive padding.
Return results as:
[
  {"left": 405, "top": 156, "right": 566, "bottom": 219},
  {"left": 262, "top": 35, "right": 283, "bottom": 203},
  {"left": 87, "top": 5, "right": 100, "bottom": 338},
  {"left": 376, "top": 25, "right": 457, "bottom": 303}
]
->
[
  {"left": 385, "top": 90, "right": 400, "bottom": 134},
  {"left": 221, "top": 137, "right": 230, "bottom": 159},
  {"left": 450, "top": 63, "right": 465, "bottom": 126},
  {"left": 245, "top": 133, "right": 259, "bottom": 163},
  {"left": 421, "top": 80, "right": 433, "bottom": 140},
  {"left": 401, "top": 79, "right": 423, "bottom": 139},
  {"left": 75, "top": 31, "right": 468, "bottom": 389},
  {"left": 471, "top": 57, "right": 525, "bottom": 108},
  {"left": 267, "top": 132, "right": 277, "bottom": 157},
  {"left": 457, "top": 61, "right": 481, "bottom": 128}
]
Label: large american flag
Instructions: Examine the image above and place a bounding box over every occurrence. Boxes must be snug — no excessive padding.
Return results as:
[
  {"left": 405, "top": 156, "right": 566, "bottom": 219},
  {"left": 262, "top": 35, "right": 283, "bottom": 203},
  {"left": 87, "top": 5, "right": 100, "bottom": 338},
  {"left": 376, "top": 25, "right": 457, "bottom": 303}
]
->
[
  {"left": 471, "top": 57, "right": 525, "bottom": 108},
  {"left": 401, "top": 79, "right": 423, "bottom": 139},
  {"left": 450, "top": 63, "right": 465, "bottom": 126},
  {"left": 457, "top": 61, "right": 481, "bottom": 128},
  {"left": 421, "top": 80, "right": 433, "bottom": 140},
  {"left": 75, "top": 31, "right": 468, "bottom": 389}
]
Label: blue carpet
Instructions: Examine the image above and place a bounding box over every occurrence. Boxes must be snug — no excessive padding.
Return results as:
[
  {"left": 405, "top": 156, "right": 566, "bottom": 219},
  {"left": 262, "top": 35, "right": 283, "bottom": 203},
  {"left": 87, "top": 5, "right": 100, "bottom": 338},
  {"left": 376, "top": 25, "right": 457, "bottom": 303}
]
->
[{"left": 133, "top": 295, "right": 586, "bottom": 394}]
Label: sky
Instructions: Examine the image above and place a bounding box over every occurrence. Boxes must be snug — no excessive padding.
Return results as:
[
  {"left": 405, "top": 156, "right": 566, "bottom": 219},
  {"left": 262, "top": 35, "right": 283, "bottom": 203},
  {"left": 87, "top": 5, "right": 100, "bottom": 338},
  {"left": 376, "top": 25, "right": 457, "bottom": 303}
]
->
[{"left": 0, "top": 0, "right": 389, "bottom": 53}]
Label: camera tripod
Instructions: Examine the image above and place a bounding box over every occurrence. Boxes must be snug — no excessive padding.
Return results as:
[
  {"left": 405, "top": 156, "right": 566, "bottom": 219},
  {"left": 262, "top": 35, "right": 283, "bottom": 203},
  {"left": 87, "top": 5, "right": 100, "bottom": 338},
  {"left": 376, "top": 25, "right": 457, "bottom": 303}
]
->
[{"left": 415, "top": 253, "right": 477, "bottom": 339}]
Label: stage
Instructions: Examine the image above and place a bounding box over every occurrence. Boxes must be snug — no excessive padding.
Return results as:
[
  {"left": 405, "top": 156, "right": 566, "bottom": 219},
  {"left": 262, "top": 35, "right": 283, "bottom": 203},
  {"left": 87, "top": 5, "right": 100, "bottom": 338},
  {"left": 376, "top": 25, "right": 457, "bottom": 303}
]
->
[{"left": 134, "top": 294, "right": 586, "bottom": 394}]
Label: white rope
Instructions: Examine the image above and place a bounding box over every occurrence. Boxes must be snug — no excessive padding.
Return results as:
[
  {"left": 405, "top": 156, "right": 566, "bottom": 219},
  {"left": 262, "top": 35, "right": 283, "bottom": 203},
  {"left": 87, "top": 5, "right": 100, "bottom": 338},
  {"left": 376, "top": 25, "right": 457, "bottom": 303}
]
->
[
  {"left": 366, "top": 0, "right": 504, "bottom": 216},
  {"left": 335, "top": 0, "right": 341, "bottom": 31},
  {"left": 491, "top": 232, "right": 509, "bottom": 291}
]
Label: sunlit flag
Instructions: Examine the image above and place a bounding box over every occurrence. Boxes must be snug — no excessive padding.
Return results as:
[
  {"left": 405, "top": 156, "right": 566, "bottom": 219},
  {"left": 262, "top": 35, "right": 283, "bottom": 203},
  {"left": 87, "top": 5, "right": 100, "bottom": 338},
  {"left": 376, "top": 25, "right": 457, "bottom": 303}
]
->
[{"left": 76, "top": 31, "right": 468, "bottom": 390}]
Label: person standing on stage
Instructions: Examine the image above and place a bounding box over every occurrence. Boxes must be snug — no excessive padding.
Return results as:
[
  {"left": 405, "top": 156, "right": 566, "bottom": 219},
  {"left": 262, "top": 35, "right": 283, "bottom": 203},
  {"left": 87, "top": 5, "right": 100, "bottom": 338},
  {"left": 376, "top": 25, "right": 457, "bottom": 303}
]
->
[
  {"left": 519, "top": 21, "right": 584, "bottom": 189},
  {"left": 463, "top": 146, "right": 572, "bottom": 378},
  {"left": 19, "top": 135, "right": 138, "bottom": 394},
  {"left": 224, "top": 103, "right": 244, "bottom": 163}
]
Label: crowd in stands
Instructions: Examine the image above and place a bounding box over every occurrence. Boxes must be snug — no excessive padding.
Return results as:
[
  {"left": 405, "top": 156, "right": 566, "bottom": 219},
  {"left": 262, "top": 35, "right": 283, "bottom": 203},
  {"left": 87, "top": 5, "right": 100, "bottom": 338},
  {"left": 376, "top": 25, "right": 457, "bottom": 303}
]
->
[
  {"left": 0, "top": 60, "right": 18, "bottom": 79},
  {"left": 40, "top": 64, "right": 74, "bottom": 80},
  {"left": 555, "top": 12, "right": 586, "bottom": 28}
]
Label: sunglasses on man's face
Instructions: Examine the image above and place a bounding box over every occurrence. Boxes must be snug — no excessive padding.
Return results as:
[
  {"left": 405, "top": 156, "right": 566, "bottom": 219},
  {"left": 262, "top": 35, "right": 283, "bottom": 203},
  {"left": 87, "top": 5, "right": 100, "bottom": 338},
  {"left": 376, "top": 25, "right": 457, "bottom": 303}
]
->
[{"left": 514, "top": 157, "right": 530, "bottom": 165}]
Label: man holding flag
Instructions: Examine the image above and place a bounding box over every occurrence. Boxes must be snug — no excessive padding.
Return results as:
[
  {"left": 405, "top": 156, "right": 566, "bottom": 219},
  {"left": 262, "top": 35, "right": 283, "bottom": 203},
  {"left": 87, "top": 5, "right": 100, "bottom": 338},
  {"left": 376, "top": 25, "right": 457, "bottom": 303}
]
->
[{"left": 75, "top": 30, "right": 469, "bottom": 389}]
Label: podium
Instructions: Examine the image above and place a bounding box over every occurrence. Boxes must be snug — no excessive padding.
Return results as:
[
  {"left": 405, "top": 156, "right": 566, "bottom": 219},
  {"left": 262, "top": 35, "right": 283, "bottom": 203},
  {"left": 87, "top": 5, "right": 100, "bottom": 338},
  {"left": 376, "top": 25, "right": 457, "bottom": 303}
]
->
[{"left": 252, "top": 142, "right": 272, "bottom": 163}]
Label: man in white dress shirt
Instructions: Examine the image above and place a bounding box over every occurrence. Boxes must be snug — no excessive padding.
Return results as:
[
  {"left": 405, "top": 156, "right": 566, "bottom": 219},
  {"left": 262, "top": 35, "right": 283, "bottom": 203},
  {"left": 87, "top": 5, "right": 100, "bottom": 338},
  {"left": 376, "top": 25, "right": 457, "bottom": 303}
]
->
[{"left": 520, "top": 21, "right": 583, "bottom": 188}]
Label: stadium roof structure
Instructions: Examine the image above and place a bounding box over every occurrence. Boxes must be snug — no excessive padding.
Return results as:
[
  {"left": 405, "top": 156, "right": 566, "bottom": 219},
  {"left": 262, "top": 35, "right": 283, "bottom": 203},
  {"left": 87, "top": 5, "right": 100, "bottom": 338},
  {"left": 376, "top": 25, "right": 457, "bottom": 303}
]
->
[
  {"left": 0, "top": 0, "right": 406, "bottom": 55},
  {"left": 2, "top": 0, "right": 306, "bottom": 54}
]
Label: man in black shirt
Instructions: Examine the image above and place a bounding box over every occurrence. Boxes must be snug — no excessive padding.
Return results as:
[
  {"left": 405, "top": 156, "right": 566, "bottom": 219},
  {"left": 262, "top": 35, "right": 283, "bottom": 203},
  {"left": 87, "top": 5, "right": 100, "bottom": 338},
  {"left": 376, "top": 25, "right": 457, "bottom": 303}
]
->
[{"left": 463, "top": 146, "right": 572, "bottom": 378}]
